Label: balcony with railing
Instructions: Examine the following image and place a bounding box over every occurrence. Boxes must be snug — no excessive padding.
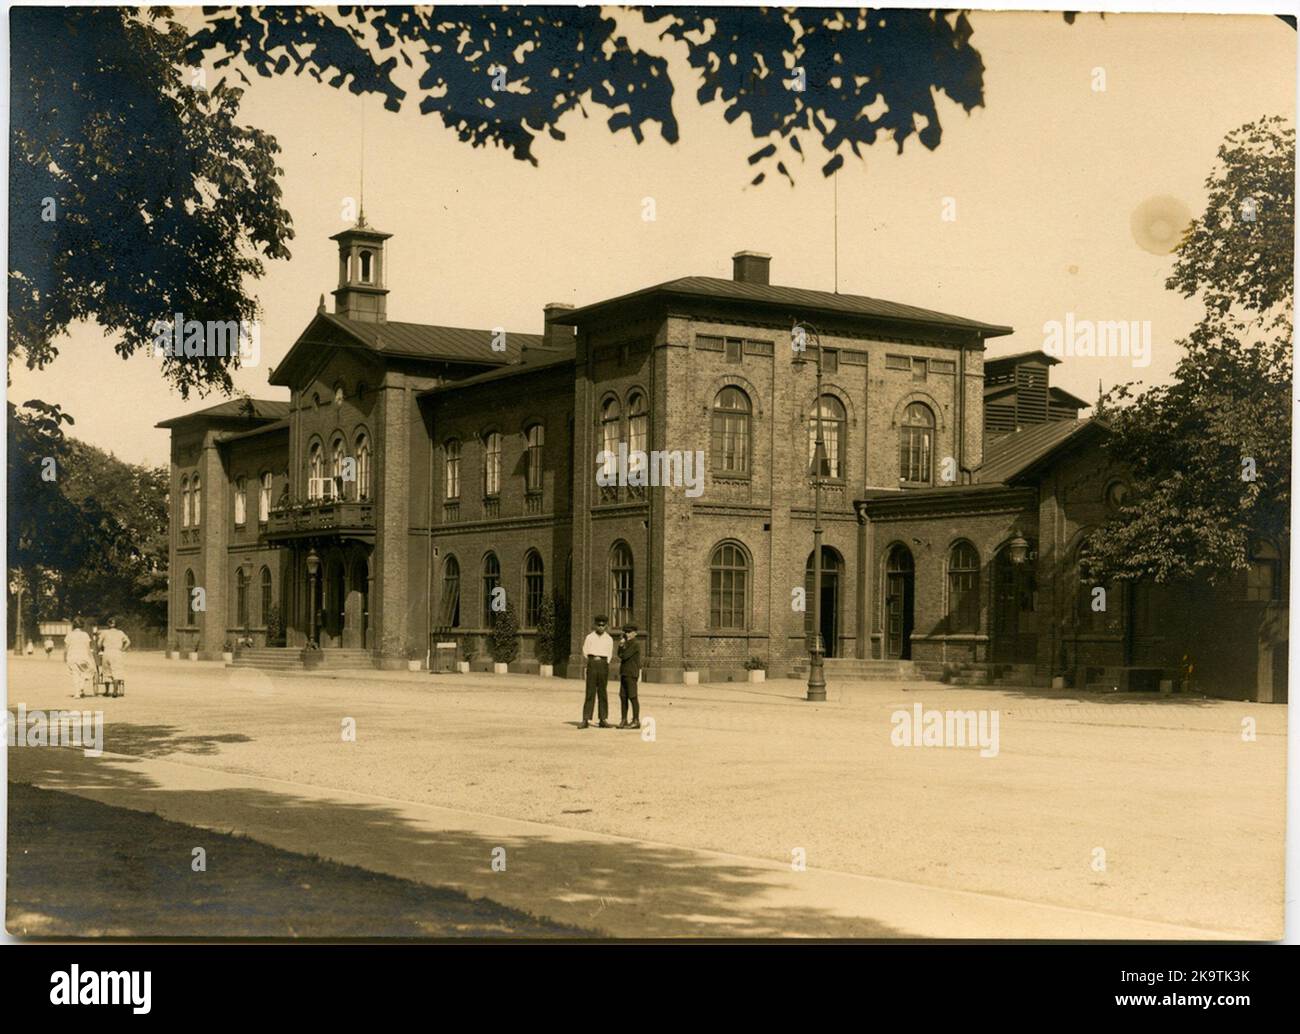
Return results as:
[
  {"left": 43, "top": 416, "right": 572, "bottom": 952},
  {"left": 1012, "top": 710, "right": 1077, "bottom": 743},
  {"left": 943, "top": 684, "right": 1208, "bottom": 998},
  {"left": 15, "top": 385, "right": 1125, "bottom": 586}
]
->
[{"left": 266, "top": 479, "right": 376, "bottom": 541}]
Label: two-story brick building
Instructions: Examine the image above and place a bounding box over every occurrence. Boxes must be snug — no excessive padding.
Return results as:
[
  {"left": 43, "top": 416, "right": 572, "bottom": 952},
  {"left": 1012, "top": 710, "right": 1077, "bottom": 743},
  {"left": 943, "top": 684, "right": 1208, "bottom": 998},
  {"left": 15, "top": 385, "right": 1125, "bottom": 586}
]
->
[{"left": 160, "top": 218, "right": 1287, "bottom": 701}]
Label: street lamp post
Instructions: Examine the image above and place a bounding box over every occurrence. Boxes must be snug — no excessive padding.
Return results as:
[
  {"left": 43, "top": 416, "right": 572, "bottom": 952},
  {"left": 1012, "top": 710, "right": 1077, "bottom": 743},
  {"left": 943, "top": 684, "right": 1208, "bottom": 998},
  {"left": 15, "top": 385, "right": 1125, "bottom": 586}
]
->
[
  {"left": 305, "top": 548, "right": 321, "bottom": 647},
  {"left": 794, "top": 322, "right": 827, "bottom": 702}
]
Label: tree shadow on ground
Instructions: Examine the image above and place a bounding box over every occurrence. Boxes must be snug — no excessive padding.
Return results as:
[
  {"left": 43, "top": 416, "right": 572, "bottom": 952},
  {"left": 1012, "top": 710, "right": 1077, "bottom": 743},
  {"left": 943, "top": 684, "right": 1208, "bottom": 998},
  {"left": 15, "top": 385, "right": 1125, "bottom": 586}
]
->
[{"left": 10, "top": 741, "right": 913, "bottom": 939}]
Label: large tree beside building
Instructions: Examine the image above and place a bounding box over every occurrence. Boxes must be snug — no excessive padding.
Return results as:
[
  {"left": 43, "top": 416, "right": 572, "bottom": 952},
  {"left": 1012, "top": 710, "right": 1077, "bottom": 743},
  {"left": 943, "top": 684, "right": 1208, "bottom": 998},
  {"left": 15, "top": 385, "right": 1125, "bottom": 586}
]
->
[{"left": 1088, "top": 117, "right": 1293, "bottom": 585}]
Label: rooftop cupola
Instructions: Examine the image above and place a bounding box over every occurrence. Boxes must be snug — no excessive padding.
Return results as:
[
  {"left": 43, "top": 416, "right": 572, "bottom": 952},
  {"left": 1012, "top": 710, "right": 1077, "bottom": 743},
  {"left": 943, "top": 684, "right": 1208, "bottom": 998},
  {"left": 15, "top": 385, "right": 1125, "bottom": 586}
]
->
[{"left": 330, "top": 213, "right": 392, "bottom": 323}]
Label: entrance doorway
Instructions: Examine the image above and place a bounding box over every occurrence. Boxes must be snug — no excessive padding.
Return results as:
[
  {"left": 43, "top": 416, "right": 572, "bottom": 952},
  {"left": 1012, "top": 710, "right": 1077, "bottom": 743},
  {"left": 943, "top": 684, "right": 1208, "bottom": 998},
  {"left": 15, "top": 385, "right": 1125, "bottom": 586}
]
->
[
  {"left": 804, "top": 547, "right": 843, "bottom": 659},
  {"left": 992, "top": 542, "right": 1038, "bottom": 663},
  {"left": 885, "top": 545, "right": 915, "bottom": 659}
]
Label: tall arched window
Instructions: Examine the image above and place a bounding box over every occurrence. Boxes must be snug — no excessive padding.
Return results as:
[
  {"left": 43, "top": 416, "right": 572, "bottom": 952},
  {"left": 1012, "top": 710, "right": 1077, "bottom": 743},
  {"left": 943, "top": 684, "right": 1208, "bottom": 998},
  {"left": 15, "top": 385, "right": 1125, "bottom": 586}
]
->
[
  {"left": 900, "top": 402, "right": 935, "bottom": 485},
  {"left": 947, "top": 541, "right": 981, "bottom": 633},
  {"left": 482, "top": 552, "right": 501, "bottom": 626},
  {"left": 444, "top": 439, "right": 461, "bottom": 499},
  {"left": 525, "top": 424, "right": 544, "bottom": 492},
  {"left": 331, "top": 436, "right": 346, "bottom": 498},
  {"left": 610, "top": 542, "right": 634, "bottom": 627},
  {"left": 184, "top": 569, "right": 197, "bottom": 625},
  {"left": 359, "top": 249, "right": 373, "bottom": 283},
  {"left": 191, "top": 475, "right": 201, "bottom": 525},
  {"left": 259, "top": 566, "right": 273, "bottom": 627},
  {"left": 710, "top": 541, "right": 750, "bottom": 630},
  {"left": 600, "top": 398, "right": 621, "bottom": 479},
  {"left": 259, "top": 472, "right": 272, "bottom": 522},
  {"left": 483, "top": 432, "right": 502, "bottom": 496},
  {"left": 235, "top": 568, "right": 249, "bottom": 628},
  {"left": 308, "top": 442, "right": 324, "bottom": 499},
  {"left": 627, "top": 393, "right": 648, "bottom": 482},
  {"left": 808, "top": 396, "right": 846, "bottom": 479},
  {"left": 234, "top": 476, "right": 247, "bottom": 526},
  {"left": 524, "top": 551, "right": 545, "bottom": 627},
  {"left": 355, "top": 432, "right": 371, "bottom": 500},
  {"left": 712, "top": 387, "right": 751, "bottom": 475},
  {"left": 441, "top": 556, "right": 461, "bottom": 628},
  {"left": 181, "top": 476, "right": 191, "bottom": 527}
]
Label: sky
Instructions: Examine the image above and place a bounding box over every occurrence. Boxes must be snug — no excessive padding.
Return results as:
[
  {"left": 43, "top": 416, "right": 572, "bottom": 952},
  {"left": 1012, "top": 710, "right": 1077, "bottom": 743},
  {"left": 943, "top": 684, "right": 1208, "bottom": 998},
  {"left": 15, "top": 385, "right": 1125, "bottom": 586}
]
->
[{"left": 8, "top": 8, "right": 1296, "bottom": 467}]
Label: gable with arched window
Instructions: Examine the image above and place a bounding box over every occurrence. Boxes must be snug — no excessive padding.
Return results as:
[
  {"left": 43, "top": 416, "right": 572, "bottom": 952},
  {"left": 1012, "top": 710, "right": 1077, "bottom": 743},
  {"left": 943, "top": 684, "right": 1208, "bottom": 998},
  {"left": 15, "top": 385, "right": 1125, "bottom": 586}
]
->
[
  {"left": 712, "top": 386, "right": 751, "bottom": 475},
  {"left": 709, "top": 541, "right": 750, "bottom": 630},
  {"left": 900, "top": 402, "right": 935, "bottom": 485}
]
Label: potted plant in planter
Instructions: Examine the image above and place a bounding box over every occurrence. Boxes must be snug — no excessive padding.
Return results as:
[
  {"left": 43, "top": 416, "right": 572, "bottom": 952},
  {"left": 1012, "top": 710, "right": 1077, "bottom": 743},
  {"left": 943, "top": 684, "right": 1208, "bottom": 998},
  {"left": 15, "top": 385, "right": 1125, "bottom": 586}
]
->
[
  {"left": 535, "top": 593, "right": 557, "bottom": 677},
  {"left": 300, "top": 638, "right": 323, "bottom": 669},
  {"left": 221, "top": 639, "right": 234, "bottom": 664},
  {"left": 458, "top": 637, "right": 476, "bottom": 674},
  {"left": 167, "top": 639, "right": 180, "bottom": 661},
  {"left": 744, "top": 655, "right": 767, "bottom": 683},
  {"left": 187, "top": 641, "right": 200, "bottom": 662},
  {"left": 489, "top": 603, "right": 520, "bottom": 674},
  {"left": 406, "top": 643, "right": 423, "bottom": 672}
]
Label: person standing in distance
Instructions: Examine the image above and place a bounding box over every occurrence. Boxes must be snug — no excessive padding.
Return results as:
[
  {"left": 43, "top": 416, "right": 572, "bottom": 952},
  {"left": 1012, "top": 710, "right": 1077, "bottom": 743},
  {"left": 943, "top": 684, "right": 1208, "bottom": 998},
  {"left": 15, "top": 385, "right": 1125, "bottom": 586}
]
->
[
  {"left": 580, "top": 615, "right": 615, "bottom": 729},
  {"left": 617, "top": 624, "right": 642, "bottom": 729}
]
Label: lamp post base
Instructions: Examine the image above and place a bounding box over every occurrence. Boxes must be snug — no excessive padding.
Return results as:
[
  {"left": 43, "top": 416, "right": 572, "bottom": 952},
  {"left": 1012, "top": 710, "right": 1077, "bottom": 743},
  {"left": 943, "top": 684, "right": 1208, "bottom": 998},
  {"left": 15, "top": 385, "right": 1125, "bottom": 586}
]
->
[{"left": 806, "top": 649, "right": 827, "bottom": 702}]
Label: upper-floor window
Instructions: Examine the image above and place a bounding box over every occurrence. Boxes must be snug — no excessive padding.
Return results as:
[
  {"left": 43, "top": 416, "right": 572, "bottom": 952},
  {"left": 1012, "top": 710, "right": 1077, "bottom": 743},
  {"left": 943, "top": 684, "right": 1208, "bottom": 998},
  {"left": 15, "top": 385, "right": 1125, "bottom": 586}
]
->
[
  {"left": 331, "top": 436, "right": 346, "bottom": 483},
  {"left": 600, "top": 398, "right": 621, "bottom": 479},
  {"left": 308, "top": 442, "right": 324, "bottom": 499},
  {"left": 259, "top": 472, "right": 272, "bottom": 522},
  {"left": 711, "top": 387, "right": 751, "bottom": 475},
  {"left": 191, "top": 475, "right": 201, "bottom": 525},
  {"left": 900, "top": 402, "right": 935, "bottom": 485},
  {"left": 822, "top": 349, "right": 839, "bottom": 375},
  {"left": 234, "top": 477, "right": 247, "bottom": 526},
  {"left": 444, "top": 439, "right": 461, "bottom": 500},
  {"left": 483, "top": 432, "right": 501, "bottom": 497},
  {"left": 181, "top": 476, "right": 191, "bottom": 527},
  {"left": 627, "top": 393, "right": 648, "bottom": 483},
  {"left": 525, "top": 424, "right": 544, "bottom": 493},
  {"left": 808, "top": 395, "right": 846, "bottom": 480},
  {"left": 355, "top": 432, "right": 371, "bottom": 500}
]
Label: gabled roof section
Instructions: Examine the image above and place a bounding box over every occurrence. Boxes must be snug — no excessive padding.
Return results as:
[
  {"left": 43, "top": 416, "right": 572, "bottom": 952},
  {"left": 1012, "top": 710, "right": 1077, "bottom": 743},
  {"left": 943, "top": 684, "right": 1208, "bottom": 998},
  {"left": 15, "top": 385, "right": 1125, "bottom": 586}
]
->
[
  {"left": 1050, "top": 385, "right": 1091, "bottom": 409},
  {"left": 976, "top": 418, "right": 1104, "bottom": 485},
  {"left": 551, "top": 276, "right": 1014, "bottom": 338},
  {"left": 984, "top": 349, "right": 1061, "bottom": 368},
  {"left": 419, "top": 347, "right": 575, "bottom": 398},
  {"left": 216, "top": 417, "right": 290, "bottom": 443},
  {"left": 268, "top": 311, "right": 548, "bottom": 387},
  {"left": 156, "top": 398, "right": 289, "bottom": 430}
]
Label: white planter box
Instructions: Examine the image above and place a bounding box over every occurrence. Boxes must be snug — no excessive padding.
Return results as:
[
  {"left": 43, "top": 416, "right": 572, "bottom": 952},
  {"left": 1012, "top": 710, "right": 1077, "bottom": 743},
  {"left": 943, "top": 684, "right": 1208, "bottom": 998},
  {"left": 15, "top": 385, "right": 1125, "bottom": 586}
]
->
[
  {"left": 682, "top": 670, "right": 699, "bottom": 685},
  {"left": 407, "top": 660, "right": 421, "bottom": 672},
  {"left": 539, "top": 664, "right": 554, "bottom": 678},
  {"left": 168, "top": 651, "right": 180, "bottom": 661},
  {"left": 493, "top": 662, "right": 508, "bottom": 674},
  {"left": 221, "top": 652, "right": 234, "bottom": 664},
  {"left": 187, "top": 652, "right": 199, "bottom": 662},
  {"left": 456, "top": 661, "right": 470, "bottom": 674},
  {"left": 747, "top": 670, "right": 766, "bottom": 683}
]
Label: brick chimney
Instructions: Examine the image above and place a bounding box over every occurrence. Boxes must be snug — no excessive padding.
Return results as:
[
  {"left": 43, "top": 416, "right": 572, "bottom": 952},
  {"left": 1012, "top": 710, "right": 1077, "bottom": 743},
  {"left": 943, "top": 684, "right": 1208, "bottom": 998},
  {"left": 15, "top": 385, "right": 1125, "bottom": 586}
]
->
[
  {"left": 732, "top": 250, "right": 771, "bottom": 285},
  {"left": 543, "top": 302, "right": 575, "bottom": 349}
]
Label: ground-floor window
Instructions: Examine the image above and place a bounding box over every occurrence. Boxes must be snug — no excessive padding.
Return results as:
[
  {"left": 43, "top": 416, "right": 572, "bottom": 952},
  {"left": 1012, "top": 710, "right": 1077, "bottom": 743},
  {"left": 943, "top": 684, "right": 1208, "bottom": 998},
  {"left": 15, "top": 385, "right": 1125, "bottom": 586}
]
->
[
  {"left": 710, "top": 541, "right": 749, "bottom": 630},
  {"left": 525, "top": 551, "right": 544, "bottom": 627}
]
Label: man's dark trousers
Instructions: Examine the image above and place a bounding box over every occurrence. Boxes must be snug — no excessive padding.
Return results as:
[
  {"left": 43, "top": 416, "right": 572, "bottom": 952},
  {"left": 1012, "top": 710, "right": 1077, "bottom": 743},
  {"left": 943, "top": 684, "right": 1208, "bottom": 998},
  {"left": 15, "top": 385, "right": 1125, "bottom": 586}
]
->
[{"left": 583, "top": 657, "right": 610, "bottom": 722}]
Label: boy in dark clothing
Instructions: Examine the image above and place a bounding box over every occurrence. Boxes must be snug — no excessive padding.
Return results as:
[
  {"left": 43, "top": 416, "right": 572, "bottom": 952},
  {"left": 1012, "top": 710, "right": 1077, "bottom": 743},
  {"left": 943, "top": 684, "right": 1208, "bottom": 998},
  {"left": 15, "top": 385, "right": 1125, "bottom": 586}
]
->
[{"left": 617, "top": 624, "right": 642, "bottom": 729}]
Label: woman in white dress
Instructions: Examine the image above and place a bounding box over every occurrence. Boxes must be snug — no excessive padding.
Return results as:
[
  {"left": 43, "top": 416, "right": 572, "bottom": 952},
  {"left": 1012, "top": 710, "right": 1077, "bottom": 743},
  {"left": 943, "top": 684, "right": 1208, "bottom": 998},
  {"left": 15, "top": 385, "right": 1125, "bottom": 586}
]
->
[{"left": 64, "top": 617, "right": 94, "bottom": 698}]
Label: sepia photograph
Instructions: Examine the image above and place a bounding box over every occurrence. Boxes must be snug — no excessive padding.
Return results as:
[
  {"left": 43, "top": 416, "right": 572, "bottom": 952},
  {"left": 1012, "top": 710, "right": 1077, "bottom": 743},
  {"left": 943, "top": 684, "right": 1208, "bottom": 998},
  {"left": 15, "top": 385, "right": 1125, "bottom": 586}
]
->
[{"left": 2, "top": 0, "right": 1295, "bottom": 997}]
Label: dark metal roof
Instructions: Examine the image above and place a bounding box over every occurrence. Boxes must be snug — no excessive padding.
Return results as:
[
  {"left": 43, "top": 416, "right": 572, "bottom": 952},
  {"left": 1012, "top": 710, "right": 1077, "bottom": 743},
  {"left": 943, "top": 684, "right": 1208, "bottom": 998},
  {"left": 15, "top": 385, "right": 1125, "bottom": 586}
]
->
[
  {"left": 1050, "top": 385, "right": 1091, "bottom": 409},
  {"left": 216, "top": 417, "right": 290, "bottom": 443},
  {"left": 156, "top": 399, "right": 289, "bottom": 429},
  {"left": 984, "top": 349, "right": 1061, "bottom": 367},
  {"left": 319, "top": 313, "right": 547, "bottom": 363},
  {"left": 551, "top": 276, "right": 1014, "bottom": 337},
  {"left": 975, "top": 418, "right": 1101, "bottom": 485},
  {"left": 419, "top": 348, "right": 575, "bottom": 398}
]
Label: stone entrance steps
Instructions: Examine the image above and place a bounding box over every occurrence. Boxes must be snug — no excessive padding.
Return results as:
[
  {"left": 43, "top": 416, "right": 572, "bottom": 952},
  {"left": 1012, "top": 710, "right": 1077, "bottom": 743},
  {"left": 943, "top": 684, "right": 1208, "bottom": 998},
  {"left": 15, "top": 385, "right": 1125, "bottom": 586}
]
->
[
  {"left": 787, "top": 658, "right": 925, "bottom": 681},
  {"left": 231, "top": 647, "right": 375, "bottom": 671}
]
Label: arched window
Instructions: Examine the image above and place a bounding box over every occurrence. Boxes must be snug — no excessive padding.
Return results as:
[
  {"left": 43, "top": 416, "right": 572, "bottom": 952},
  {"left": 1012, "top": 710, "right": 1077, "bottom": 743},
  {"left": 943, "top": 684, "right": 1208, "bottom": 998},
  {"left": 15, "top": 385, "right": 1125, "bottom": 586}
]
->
[
  {"left": 355, "top": 432, "right": 371, "bottom": 501},
  {"left": 234, "top": 476, "right": 247, "bottom": 526},
  {"left": 710, "top": 541, "right": 750, "bottom": 630},
  {"left": 600, "top": 398, "right": 621, "bottom": 479},
  {"left": 181, "top": 476, "right": 191, "bottom": 527},
  {"left": 627, "top": 393, "right": 648, "bottom": 481},
  {"left": 308, "top": 442, "right": 324, "bottom": 499},
  {"left": 1073, "top": 539, "right": 1117, "bottom": 633},
  {"left": 524, "top": 551, "right": 545, "bottom": 627},
  {"left": 808, "top": 395, "right": 846, "bottom": 480},
  {"left": 947, "top": 541, "right": 981, "bottom": 633},
  {"left": 900, "top": 402, "right": 935, "bottom": 485},
  {"left": 259, "top": 472, "right": 272, "bottom": 523},
  {"left": 191, "top": 475, "right": 201, "bottom": 525},
  {"left": 482, "top": 552, "right": 501, "bottom": 626},
  {"left": 610, "top": 542, "right": 634, "bottom": 628},
  {"left": 359, "top": 249, "right": 373, "bottom": 283},
  {"left": 444, "top": 439, "right": 461, "bottom": 500},
  {"left": 184, "top": 569, "right": 197, "bottom": 625},
  {"left": 441, "top": 556, "right": 461, "bottom": 628},
  {"left": 483, "top": 432, "right": 502, "bottom": 497},
  {"left": 259, "top": 566, "right": 273, "bottom": 627},
  {"left": 331, "top": 436, "right": 346, "bottom": 498},
  {"left": 525, "top": 424, "right": 544, "bottom": 493},
  {"left": 712, "top": 386, "right": 751, "bottom": 475},
  {"left": 235, "top": 568, "right": 249, "bottom": 628}
]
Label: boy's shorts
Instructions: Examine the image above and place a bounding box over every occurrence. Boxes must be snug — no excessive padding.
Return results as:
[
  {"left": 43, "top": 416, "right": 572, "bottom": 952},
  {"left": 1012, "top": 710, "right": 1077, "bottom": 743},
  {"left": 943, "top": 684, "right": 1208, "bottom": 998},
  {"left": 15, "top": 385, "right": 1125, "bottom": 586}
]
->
[{"left": 619, "top": 676, "right": 639, "bottom": 698}]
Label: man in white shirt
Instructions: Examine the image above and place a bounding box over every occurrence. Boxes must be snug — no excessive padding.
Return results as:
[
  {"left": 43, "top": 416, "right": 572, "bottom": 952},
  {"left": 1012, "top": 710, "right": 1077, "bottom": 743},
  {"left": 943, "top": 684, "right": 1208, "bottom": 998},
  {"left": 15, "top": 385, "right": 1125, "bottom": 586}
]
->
[{"left": 580, "top": 615, "right": 615, "bottom": 729}]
